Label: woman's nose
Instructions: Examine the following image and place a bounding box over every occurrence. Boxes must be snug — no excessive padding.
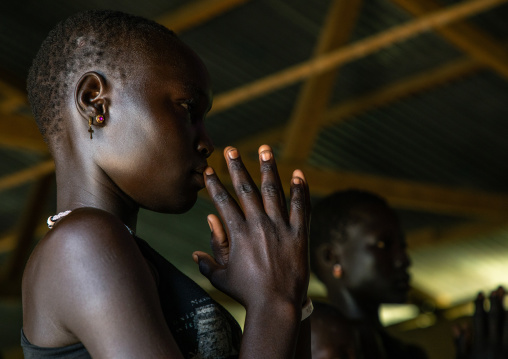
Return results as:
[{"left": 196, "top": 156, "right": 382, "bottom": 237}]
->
[{"left": 197, "top": 128, "right": 214, "bottom": 158}]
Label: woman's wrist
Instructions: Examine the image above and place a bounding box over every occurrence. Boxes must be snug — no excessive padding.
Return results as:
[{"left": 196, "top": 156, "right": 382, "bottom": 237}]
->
[{"left": 245, "top": 296, "right": 313, "bottom": 322}]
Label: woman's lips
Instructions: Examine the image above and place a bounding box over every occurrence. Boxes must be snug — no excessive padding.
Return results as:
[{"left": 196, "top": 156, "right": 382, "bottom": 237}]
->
[{"left": 192, "top": 168, "right": 207, "bottom": 189}]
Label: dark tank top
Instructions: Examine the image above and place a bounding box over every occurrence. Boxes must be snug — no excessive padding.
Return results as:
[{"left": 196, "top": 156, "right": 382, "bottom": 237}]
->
[{"left": 21, "top": 236, "right": 242, "bottom": 359}]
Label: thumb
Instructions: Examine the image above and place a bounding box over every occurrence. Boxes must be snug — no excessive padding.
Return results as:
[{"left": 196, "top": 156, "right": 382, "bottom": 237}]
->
[{"left": 192, "top": 251, "right": 227, "bottom": 290}]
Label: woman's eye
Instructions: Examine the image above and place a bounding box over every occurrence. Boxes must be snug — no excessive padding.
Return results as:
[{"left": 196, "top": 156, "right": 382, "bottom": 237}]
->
[{"left": 180, "top": 99, "right": 196, "bottom": 112}]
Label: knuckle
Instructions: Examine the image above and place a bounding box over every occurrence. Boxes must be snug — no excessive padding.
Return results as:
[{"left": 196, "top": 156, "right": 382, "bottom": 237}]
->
[
  {"left": 291, "top": 195, "right": 305, "bottom": 211},
  {"left": 206, "top": 175, "right": 221, "bottom": 186},
  {"left": 290, "top": 185, "right": 304, "bottom": 200},
  {"left": 261, "top": 183, "right": 279, "bottom": 198},
  {"left": 228, "top": 159, "right": 244, "bottom": 172},
  {"left": 236, "top": 182, "right": 255, "bottom": 195},
  {"left": 260, "top": 161, "right": 273, "bottom": 174},
  {"left": 212, "top": 191, "right": 230, "bottom": 205}
]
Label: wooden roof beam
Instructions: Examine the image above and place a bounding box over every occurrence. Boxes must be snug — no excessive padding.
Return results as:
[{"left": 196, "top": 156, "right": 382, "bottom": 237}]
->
[
  {"left": 233, "top": 57, "right": 482, "bottom": 153},
  {"left": 208, "top": 150, "right": 508, "bottom": 220},
  {"left": 0, "top": 159, "right": 54, "bottom": 192},
  {"left": 407, "top": 220, "right": 507, "bottom": 250},
  {"left": 209, "top": 0, "right": 507, "bottom": 115},
  {"left": 156, "top": 0, "right": 250, "bottom": 33},
  {"left": 0, "top": 223, "right": 47, "bottom": 255},
  {"left": 0, "top": 79, "right": 27, "bottom": 113},
  {"left": 391, "top": 0, "right": 508, "bottom": 80},
  {"left": 321, "top": 57, "right": 480, "bottom": 125},
  {"left": 281, "top": 0, "right": 363, "bottom": 163},
  {"left": 0, "top": 113, "right": 48, "bottom": 152}
]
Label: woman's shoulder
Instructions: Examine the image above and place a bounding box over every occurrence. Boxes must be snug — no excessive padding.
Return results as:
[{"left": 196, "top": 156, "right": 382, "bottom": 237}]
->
[
  {"left": 47, "top": 207, "right": 132, "bottom": 242},
  {"left": 310, "top": 301, "right": 353, "bottom": 339},
  {"left": 25, "top": 207, "right": 146, "bottom": 292},
  {"left": 311, "top": 301, "right": 349, "bottom": 323},
  {"left": 22, "top": 207, "right": 158, "bottom": 347},
  {"left": 310, "top": 301, "right": 357, "bottom": 359},
  {"left": 30, "top": 207, "right": 135, "bottom": 265}
]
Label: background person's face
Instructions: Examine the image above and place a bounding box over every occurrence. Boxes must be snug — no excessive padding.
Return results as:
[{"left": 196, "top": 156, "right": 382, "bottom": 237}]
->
[{"left": 338, "top": 203, "right": 411, "bottom": 305}]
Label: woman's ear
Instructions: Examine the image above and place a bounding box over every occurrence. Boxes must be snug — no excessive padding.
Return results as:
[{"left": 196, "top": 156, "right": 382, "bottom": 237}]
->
[
  {"left": 315, "top": 242, "right": 342, "bottom": 276},
  {"left": 75, "top": 71, "right": 108, "bottom": 120}
]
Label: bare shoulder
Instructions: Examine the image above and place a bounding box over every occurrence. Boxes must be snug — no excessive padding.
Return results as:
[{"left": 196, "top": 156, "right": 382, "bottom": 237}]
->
[
  {"left": 40, "top": 207, "right": 133, "bottom": 251},
  {"left": 311, "top": 301, "right": 351, "bottom": 333},
  {"left": 22, "top": 208, "right": 180, "bottom": 358},
  {"left": 310, "top": 301, "right": 355, "bottom": 358},
  {"left": 23, "top": 207, "right": 141, "bottom": 301}
]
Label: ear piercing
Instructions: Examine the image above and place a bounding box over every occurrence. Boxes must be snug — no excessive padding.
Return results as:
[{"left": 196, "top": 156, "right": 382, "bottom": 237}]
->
[
  {"left": 332, "top": 264, "right": 343, "bottom": 279},
  {"left": 87, "top": 115, "right": 105, "bottom": 139}
]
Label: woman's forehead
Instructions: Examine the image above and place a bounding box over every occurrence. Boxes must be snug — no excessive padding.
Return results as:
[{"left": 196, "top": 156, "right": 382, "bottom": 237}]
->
[{"left": 119, "top": 39, "right": 211, "bottom": 91}]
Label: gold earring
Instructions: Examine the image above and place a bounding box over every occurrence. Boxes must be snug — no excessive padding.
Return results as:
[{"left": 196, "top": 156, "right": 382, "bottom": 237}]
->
[
  {"left": 332, "top": 264, "right": 343, "bottom": 279},
  {"left": 88, "top": 117, "right": 94, "bottom": 139},
  {"left": 95, "top": 114, "right": 105, "bottom": 124}
]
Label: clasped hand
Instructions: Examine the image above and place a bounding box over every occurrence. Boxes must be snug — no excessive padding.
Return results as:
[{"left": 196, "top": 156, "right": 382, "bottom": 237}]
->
[{"left": 193, "top": 145, "right": 311, "bottom": 311}]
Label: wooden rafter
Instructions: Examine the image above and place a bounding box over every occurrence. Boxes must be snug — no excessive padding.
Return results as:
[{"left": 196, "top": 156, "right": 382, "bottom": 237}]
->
[
  {"left": 0, "top": 159, "right": 54, "bottom": 192},
  {"left": 234, "top": 57, "right": 481, "bottom": 153},
  {"left": 0, "top": 113, "right": 47, "bottom": 152},
  {"left": 209, "top": 0, "right": 507, "bottom": 115},
  {"left": 391, "top": 0, "right": 508, "bottom": 80},
  {"left": 281, "top": 0, "right": 363, "bottom": 163},
  {"left": 321, "top": 57, "right": 480, "bottom": 125},
  {"left": 208, "top": 150, "right": 508, "bottom": 220},
  {"left": 0, "top": 76, "right": 45, "bottom": 151},
  {"left": 156, "top": 0, "right": 250, "bottom": 33},
  {"left": 0, "top": 79, "right": 27, "bottom": 113},
  {"left": 0, "top": 223, "right": 48, "bottom": 254},
  {"left": 407, "top": 220, "right": 507, "bottom": 250}
]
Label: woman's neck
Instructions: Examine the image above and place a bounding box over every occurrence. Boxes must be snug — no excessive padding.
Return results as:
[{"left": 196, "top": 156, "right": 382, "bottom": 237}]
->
[{"left": 54, "top": 158, "right": 139, "bottom": 232}]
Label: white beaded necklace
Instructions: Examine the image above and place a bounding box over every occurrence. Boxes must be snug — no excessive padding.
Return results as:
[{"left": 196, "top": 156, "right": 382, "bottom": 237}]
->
[{"left": 47, "top": 210, "right": 135, "bottom": 236}]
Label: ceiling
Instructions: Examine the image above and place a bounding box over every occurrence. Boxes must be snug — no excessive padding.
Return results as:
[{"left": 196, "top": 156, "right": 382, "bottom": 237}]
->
[{"left": 1, "top": 0, "right": 508, "bottom": 326}]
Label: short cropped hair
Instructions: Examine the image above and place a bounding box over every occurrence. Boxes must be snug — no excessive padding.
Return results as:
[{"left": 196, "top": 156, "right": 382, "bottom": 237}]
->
[
  {"left": 27, "top": 10, "right": 176, "bottom": 146},
  {"left": 309, "top": 189, "right": 388, "bottom": 273}
]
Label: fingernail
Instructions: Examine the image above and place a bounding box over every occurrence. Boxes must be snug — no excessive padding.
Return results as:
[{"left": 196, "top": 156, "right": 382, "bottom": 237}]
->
[
  {"left": 205, "top": 167, "right": 214, "bottom": 175},
  {"left": 228, "top": 148, "right": 239, "bottom": 159},
  {"left": 207, "top": 218, "right": 213, "bottom": 232},
  {"left": 192, "top": 253, "right": 199, "bottom": 263},
  {"left": 260, "top": 150, "right": 272, "bottom": 161},
  {"left": 258, "top": 144, "right": 271, "bottom": 154},
  {"left": 293, "top": 169, "right": 305, "bottom": 181},
  {"left": 292, "top": 177, "right": 301, "bottom": 185}
]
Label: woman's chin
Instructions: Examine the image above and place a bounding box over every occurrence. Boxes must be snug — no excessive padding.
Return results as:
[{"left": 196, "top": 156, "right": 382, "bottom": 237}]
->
[{"left": 143, "top": 192, "right": 198, "bottom": 214}]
